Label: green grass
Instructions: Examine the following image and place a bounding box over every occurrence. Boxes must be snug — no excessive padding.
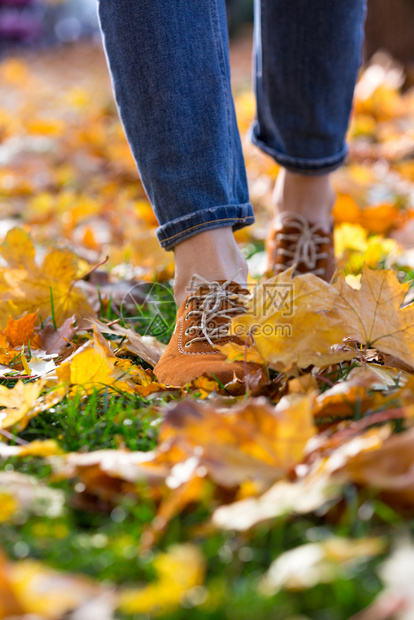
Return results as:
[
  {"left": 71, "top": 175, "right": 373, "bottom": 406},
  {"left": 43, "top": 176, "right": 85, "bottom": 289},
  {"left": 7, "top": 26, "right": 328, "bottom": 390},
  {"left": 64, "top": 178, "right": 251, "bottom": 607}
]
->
[
  {"left": 18, "top": 391, "right": 160, "bottom": 453},
  {"left": 0, "top": 385, "right": 392, "bottom": 619},
  {"left": 0, "top": 267, "right": 407, "bottom": 620}
]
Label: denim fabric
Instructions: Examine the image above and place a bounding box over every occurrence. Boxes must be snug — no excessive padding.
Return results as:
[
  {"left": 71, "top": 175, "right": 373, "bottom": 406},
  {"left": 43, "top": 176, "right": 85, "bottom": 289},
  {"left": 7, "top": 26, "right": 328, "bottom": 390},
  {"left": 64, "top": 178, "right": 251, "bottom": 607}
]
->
[
  {"left": 98, "top": 0, "right": 366, "bottom": 250},
  {"left": 252, "top": 0, "right": 367, "bottom": 174}
]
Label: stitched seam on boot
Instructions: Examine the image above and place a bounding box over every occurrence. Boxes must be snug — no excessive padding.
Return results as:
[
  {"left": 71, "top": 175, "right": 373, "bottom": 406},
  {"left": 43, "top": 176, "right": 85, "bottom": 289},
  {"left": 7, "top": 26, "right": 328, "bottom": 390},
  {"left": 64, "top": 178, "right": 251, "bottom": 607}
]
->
[{"left": 177, "top": 317, "right": 221, "bottom": 356}]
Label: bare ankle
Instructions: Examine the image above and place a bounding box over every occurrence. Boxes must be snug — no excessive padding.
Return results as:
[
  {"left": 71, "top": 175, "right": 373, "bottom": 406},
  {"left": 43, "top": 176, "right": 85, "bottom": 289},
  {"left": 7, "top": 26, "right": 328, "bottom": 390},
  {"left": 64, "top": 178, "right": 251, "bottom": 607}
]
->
[
  {"left": 173, "top": 227, "right": 248, "bottom": 306},
  {"left": 274, "top": 168, "right": 335, "bottom": 227}
]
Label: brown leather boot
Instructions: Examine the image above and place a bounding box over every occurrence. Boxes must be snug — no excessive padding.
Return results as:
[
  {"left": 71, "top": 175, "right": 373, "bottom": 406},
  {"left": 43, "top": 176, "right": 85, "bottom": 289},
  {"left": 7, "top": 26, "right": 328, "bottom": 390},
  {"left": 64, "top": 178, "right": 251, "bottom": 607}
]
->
[
  {"left": 266, "top": 212, "right": 335, "bottom": 282},
  {"left": 154, "top": 276, "right": 265, "bottom": 387}
]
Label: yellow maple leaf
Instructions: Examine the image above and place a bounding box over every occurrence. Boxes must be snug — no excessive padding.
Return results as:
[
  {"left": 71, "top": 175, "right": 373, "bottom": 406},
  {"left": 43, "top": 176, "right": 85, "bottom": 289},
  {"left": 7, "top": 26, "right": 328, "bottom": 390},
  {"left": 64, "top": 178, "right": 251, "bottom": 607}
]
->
[
  {"left": 67, "top": 347, "right": 114, "bottom": 390},
  {"left": 0, "top": 382, "right": 67, "bottom": 432},
  {"left": 26, "top": 117, "right": 66, "bottom": 137},
  {"left": 216, "top": 340, "right": 265, "bottom": 365},
  {"left": 334, "top": 265, "right": 414, "bottom": 370},
  {"left": 0, "top": 228, "right": 94, "bottom": 328},
  {"left": 335, "top": 223, "right": 368, "bottom": 257},
  {"left": 56, "top": 326, "right": 134, "bottom": 394},
  {"left": 0, "top": 381, "right": 43, "bottom": 431},
  {"left": 230, "top": 269, "right": 350, "bottom": 371}
]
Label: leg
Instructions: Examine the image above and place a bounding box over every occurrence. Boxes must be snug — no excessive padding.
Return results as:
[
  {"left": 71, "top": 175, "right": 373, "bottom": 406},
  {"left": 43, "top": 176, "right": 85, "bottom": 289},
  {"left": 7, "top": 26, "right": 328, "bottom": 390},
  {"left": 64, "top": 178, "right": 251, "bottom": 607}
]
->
[
  {"left": 253, "top": 0, "right": 366, "bottom": 278},
  {"left": 98, "top": 0, "right": 252, "bottom": 304},
  {"left": 98, "top": 1, "right": 265, "bottom": 387},
  {"left": 253, "top": 0, "right": 367, "bottom": 178}
]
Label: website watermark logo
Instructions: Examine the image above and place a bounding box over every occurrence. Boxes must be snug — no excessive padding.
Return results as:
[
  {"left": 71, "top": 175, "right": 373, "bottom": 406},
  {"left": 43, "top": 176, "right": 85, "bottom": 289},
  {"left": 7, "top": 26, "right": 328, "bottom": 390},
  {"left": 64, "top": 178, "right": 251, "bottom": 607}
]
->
[
  {"left": 120, "top": 280, "right": 295, "bottom": 341},
  {"left": 120, "top": 281, "right": 176, "bottom": 339}
]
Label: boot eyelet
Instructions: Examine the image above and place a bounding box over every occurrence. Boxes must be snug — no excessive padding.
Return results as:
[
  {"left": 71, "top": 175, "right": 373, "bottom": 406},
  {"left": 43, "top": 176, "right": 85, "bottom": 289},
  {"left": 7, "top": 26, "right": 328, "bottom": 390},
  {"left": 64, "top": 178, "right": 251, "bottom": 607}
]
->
[
  {"left": 185, "top": 314, "right": 189, "bottom": 321},
  {"left": 184, "top": 341, "right": 192, "bottom": 348},
  {"left": 184, "top": 328, "right": 191, "bottom": 336}
]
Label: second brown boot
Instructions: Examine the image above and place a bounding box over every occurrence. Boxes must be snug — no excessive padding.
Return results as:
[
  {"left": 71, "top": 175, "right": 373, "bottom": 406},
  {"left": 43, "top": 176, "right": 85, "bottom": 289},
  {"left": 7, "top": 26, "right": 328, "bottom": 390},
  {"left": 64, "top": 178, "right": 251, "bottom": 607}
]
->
[{"left": 266, "top": 212, "right": 335, "bottom": 282}]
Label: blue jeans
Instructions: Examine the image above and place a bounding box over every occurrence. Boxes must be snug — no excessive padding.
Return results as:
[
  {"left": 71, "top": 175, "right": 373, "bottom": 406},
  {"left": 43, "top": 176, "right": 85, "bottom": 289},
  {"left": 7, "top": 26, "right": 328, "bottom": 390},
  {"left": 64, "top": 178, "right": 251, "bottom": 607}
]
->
[{"left": 98, "top": 0, "right": 366, "bottom": 250}]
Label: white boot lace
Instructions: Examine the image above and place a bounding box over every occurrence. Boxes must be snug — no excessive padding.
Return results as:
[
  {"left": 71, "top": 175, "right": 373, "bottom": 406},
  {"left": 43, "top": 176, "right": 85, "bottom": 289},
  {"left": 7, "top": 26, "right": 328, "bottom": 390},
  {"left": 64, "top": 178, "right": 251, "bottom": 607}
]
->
[
  {"left": 274, "top": 212, "right": 330, "bottom": 277},
  {"left": 183, "top": 272, "right": 248, "bottom": 348}
]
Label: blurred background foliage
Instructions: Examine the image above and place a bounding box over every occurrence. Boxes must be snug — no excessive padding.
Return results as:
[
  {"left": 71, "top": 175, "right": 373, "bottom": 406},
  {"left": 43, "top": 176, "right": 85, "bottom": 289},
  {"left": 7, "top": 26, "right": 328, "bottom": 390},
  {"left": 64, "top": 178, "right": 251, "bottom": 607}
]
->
[
  {"left": 1, "top": 0, "right": 414, "bottom": 77},
  {"left": 0, "top": 0, "right": 97, "bottom": 49}
]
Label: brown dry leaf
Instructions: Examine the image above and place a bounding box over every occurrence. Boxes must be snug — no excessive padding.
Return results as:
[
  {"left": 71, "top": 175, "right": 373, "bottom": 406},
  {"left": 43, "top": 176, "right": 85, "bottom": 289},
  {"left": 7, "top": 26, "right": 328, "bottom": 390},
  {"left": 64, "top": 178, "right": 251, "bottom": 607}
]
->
[
  {"left": 91, "top": 319, "right": 166, "bottom": 366},
  {"left": 141, "top": 476, "right": 208, "bottom": 550},
  {"left": 334, "top": 265, "right": 414, "bottom": 370},
  {"left": 0, "top": 228, "right": 95, "bottom": 328},
  {"left": 50, "top": 448, "right": 167, "bottom": 510},
  {"left": 52, "top": 449, "right": 167, "bottom": 487},
  {"left": 230, "top": 269, "right": 350, "bottom": 371},
  {"left": 49, "top": 396, "right": 316, "bottom": 533},
  {"left": 338, "top": 426, "right": 414, "bottom": 508},
  {"left": 314, "top": 364, "right": 399, "bottom": 419},
  {"left": 159, "top": 396, "right": 317, "bottom": 490},
  {"left": 0, "top": 550, "right": 23, "bottom": 618},
  {"left": 39, "top": 315, "right": 76, "bottom": 356}
]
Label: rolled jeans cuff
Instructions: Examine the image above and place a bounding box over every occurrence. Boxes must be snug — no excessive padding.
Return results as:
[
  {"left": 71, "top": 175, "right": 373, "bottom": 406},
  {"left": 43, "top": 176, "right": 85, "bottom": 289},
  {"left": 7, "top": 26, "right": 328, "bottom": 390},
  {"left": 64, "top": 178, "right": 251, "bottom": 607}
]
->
[
  {"left": 250, "top": 128, "right": 348, "bottom": 176},
  {"left": 156, "top": 203, "right": 255, "bottom": 250}
]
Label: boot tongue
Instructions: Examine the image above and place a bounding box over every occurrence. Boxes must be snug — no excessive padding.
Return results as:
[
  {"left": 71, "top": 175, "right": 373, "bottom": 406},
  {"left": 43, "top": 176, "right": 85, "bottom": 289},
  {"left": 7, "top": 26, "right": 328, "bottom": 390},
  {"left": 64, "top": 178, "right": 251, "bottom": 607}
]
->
[
  {"left": 185, "top": 280, "right": 248, "bottom": 346},
  {"left": 193, "top": 280, "right": 249, "bottom": 297}
]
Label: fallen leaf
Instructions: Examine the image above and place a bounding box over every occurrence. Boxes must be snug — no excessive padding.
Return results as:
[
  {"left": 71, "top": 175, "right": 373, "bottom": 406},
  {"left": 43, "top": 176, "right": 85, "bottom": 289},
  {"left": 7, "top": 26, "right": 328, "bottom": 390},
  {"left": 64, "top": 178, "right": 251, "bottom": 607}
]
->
[
  {"left": 160, "top": 396, "right": 317, "bottom": 490},
  {"left": 334, "top": 265, "right": 414, "bottom": 370},
  {"left": 0, "top": 472, "right": 64, "bottom": 520},
  {"left": 338, "top": 426, "right": 414, "bottom": 508},
  {"left": 230, "top": 269, "right": 349, "bottom": 371},
  {"left": 0, "top": 228, "right": 95, "bottom": 328},
  {"left": 118, "top": 544, "right": 205, "bottom": 616},
  {"left": 0, "top": 381, "right": 66, "bottom": 432},
  {"left": 92, "top": 319, "right": 166, "bottom": 366},
  {"left": 212, "top": 474, "right": 341, "bottom": 531},
  {"left": 352, "top": 539, "right": 414, "bottom": 620},
  {"left": 3, "top": 312, "right": 38, "bottom": 347},
  {"left": 0, "top": 380, "right": 43, "bottom": 431},
  {"left": 0, "top": 439, "right": 64, "bottom": 458},
  {"left": 314, "top": 364, "right": 400, "bottom": 419},
  {"left": 56, "top": 325, "right": 135, "bottom": 394},
  {"left": 259, "top": 537, "right": 385, "bottom": 595},
  {"left": 8, "top": 558, "right": 114, "bottom": 619},
  {"left": 39, "top": 315, "right": 76, "bottom": 356}
]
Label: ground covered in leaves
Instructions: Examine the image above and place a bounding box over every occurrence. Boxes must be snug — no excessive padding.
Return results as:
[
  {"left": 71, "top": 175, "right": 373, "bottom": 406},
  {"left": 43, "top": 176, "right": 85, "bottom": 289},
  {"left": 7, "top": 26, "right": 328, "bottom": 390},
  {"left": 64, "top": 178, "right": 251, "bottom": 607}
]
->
[{"left": 1, "top": 33, "right": 414, "bottom": 620}]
